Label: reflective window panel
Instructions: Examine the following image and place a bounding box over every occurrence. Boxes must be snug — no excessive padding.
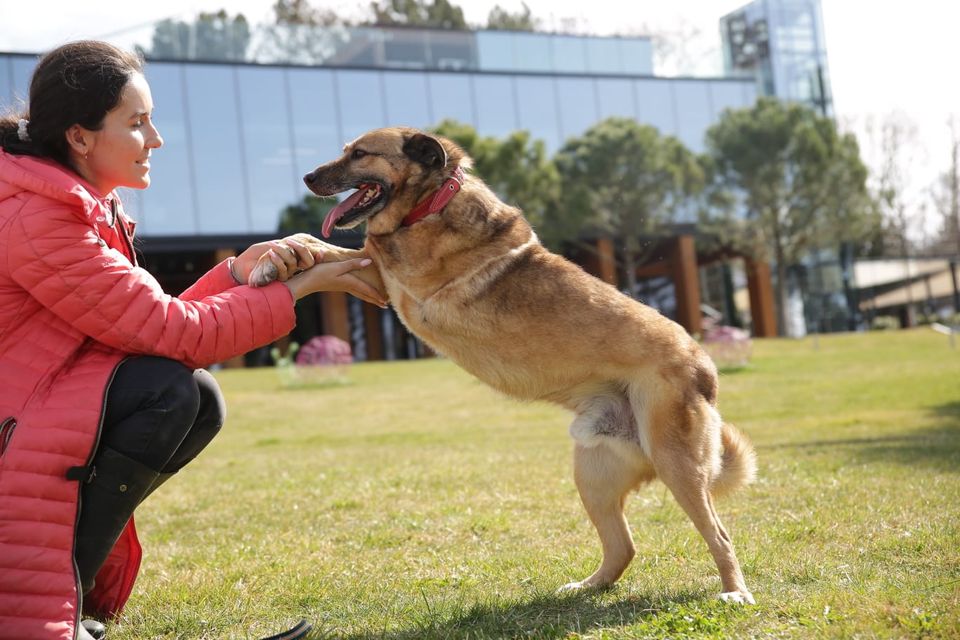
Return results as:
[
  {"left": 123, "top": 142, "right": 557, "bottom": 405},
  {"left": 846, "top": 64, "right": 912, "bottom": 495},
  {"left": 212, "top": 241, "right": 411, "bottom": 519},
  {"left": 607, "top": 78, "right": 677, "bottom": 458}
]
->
[
  {"left": 287, "top": 67, "right": 341, "bottom": 193},
  {"left": 182, "top": 64, "right": 250, "bottom": 234},
  {"left": 235, "top": 66, "right": 299, "bottom": 232},
  {"left": 427, "top": 72, "right": 476, "bottom": 128},
  {"left": 139, "top": 63, "right": 197, "bottom": 235},
  {"left": 335, "top": 70, "right": 387, "bottom": 143}
]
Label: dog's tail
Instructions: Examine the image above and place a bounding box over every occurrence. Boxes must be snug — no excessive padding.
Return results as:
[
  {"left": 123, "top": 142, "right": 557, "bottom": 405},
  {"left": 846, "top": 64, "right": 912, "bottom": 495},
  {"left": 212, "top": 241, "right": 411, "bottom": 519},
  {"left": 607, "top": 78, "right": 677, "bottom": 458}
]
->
[{"left": 711, "top": 422, "right": 757, "bottom": 498}]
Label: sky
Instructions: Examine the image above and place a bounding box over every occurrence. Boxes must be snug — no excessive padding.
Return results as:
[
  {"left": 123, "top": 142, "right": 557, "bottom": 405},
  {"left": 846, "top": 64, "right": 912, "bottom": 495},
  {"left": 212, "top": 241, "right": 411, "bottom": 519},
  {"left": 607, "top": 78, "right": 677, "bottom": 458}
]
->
[{"left": 2, "top": 0, "right": 957, "bottom": 241}]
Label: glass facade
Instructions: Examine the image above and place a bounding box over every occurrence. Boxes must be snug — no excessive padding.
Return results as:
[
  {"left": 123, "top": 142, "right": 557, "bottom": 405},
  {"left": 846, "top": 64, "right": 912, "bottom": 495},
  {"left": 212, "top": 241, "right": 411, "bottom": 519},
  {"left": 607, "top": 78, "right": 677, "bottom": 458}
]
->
[
  {"left": 720, "top": 0, "right": 832, "bottom": 114},
  {"left": 0, "top": 30, "right": 753, "bottom": 240}
]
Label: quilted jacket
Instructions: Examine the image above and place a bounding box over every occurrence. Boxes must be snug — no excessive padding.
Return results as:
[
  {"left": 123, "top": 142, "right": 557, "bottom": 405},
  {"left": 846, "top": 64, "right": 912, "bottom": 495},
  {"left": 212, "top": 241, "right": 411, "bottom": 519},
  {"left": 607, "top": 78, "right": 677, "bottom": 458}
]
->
[{"left": 0, "top": 150, "right": 297, "bottom": 639}]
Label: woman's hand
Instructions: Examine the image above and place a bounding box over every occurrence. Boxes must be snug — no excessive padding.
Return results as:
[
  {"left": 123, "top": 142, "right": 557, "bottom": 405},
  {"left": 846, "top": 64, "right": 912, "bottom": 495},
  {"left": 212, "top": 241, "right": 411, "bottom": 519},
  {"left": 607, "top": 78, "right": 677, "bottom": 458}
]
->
[
  {"left": 284, "top": 258, "right": 388, "bottom": 308},
  {"left": 232, "top": 237, "right": 319, "bottom": 285}
]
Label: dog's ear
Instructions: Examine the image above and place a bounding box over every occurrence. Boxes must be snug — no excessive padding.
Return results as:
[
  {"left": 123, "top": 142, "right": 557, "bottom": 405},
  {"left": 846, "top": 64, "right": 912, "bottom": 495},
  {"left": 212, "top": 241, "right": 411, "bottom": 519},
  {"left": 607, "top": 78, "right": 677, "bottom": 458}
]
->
[{"left": 402, "top": 133, "right": 448, "bottom": 169}]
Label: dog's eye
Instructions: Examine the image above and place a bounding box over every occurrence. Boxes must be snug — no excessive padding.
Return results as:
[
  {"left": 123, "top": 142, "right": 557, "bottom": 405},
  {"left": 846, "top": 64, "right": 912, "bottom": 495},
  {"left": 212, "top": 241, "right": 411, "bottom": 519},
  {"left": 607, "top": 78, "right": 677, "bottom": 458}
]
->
[{"left": 351, "top": 149, "right": 367, "bottom": 160}]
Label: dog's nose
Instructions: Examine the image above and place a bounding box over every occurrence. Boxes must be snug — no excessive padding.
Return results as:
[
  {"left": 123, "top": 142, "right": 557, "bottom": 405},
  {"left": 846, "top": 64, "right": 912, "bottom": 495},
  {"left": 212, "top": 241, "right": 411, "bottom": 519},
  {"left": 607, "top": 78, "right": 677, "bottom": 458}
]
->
[{"left": 303, "top": 172, "right": 316, "bottom": 185}]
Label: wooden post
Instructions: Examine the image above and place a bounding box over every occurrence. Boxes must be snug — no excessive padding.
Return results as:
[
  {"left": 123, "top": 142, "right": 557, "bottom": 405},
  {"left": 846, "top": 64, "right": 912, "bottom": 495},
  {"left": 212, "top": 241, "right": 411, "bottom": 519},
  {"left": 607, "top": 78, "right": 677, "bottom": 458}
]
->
[
  {"left": 745, "top": 258, "right": 778, "bottom": 337},
  {"left": 362, "top": 303, "right": 384, "bottom": 361},
  {"left": 596, "top": 237, "right": 617, "bottom": 286},
  {"left": 669, "top": 235, "right": 702, "bottom": 336},
  {"left": 320, "top": 291, "right": 351, "bottom": 343}
]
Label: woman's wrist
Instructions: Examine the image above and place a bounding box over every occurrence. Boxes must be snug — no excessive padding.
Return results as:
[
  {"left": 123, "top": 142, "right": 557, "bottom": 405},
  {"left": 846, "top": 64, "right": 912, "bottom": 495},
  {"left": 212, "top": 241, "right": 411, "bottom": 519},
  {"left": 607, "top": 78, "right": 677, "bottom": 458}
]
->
[
  {"left": 227, "top": 257, "right": 244, "bottom": 285},
  {"left": 283, "top": 276, "right": 305, "bottom": 301}
]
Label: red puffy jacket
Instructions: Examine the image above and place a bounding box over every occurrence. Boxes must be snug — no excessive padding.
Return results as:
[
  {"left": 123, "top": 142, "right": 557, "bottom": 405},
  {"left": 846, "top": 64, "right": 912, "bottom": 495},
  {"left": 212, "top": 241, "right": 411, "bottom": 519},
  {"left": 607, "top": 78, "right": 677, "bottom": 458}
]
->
[{"left": 0, "top": 150, "right": 296, "bottom": 639}]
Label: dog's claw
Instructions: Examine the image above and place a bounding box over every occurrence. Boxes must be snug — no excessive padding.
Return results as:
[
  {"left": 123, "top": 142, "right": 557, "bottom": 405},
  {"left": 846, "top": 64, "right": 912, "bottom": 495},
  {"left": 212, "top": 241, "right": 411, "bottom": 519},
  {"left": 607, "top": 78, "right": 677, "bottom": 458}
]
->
[{"left": 719, "top": 591, "right": 755, "bottom": 605}]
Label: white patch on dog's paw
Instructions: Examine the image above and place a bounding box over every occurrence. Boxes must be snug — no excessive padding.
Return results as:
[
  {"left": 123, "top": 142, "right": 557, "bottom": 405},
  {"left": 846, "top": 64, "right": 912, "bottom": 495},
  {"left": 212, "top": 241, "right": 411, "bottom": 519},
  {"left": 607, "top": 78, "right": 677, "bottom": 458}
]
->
[
  {"left": 249, "top": 262, "right": 278, "bottom": 288},
  {"left": 719, "top": 591, "right": 755, "bottom": 605},
  {"left": 557, "top": 581, "right": 585, "bottom": 593}
]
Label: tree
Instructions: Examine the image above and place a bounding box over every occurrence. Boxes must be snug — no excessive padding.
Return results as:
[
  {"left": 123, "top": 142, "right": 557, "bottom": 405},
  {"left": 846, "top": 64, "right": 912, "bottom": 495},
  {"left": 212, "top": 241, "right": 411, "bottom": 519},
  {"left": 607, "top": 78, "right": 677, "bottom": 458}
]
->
[
  {"left": 552, "top": 117, "right": 705, "bottom": 297},
  {"left": 253, "top": 0, "right": 348, "bottom": 65},
  {"left": 930, "top": 117, "right": 960, "bottom": 258},
  {"left": 368, "top": 0, "right": 467, "bottom": 29},
  {"left": 704, "top": 97, "right": 873, "bottom": 335},
  {"left": 430, "top": 120, "right": 560, "bottom": 234},
  {"left": 867, "top": 112, "right": 926, "bottom": 257},
  {"left": 486, "top": 3, "right": 538, "bottom": 31},
  {"left": 278, "top": 194, "right": 336, "bottom": 236},
  {"left": 139, "top": 10, "right": 250, "bottom": 61}
]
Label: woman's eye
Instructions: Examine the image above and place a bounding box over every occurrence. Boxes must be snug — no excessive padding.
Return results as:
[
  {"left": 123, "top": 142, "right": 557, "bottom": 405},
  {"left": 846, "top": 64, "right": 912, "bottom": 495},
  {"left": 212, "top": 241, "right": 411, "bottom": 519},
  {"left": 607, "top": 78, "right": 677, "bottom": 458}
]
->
[{"left": 352, "top": 149, "right": 367, "bottom": 160}]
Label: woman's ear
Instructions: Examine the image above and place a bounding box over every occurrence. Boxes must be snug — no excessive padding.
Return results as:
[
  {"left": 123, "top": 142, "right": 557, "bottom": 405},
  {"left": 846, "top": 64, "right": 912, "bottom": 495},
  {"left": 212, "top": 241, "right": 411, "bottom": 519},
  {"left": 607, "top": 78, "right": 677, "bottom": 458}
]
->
[{"left": 64, "top": 124, "right": 94, "bottom": 158}]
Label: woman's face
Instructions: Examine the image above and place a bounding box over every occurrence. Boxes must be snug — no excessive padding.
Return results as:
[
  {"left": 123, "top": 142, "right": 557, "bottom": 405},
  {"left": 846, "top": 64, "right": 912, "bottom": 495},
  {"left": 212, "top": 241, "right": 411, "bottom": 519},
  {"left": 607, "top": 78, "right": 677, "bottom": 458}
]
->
[{"left": 71, "top": 73, "right": 163, "bottom": 194}]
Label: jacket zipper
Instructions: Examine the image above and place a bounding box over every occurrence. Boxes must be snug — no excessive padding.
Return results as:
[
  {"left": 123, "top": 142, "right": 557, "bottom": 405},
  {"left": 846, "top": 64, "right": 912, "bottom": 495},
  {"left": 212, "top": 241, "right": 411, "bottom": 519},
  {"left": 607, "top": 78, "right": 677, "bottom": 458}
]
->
[
  {"left": 112, "top": 200, "right": 138, "bottom": 267},
  {"left": 0, "top": 417, "right": 16, "bottom": 457},
  {"left": 72, "top": 357, "right": 128, "bottom": 640}
]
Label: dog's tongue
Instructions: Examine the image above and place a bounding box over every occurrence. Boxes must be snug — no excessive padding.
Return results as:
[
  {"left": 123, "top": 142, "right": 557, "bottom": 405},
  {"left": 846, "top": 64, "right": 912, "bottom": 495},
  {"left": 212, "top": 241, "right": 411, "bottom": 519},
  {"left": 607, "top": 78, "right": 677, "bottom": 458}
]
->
[{"left": 322, "top": 185, "right": 371, "bottom": 238}]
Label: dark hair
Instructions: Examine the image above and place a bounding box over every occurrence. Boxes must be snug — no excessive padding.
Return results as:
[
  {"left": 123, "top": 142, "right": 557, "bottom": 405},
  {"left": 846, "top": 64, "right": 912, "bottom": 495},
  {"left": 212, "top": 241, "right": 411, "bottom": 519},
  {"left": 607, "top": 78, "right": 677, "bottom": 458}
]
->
[{"left": 0, "top": 40, "right": 143, "bottom": 166}]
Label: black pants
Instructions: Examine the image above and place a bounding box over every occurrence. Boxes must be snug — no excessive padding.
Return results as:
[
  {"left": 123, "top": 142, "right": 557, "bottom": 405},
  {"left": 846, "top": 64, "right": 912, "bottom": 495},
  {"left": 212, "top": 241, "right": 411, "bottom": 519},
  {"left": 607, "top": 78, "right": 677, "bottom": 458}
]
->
[{"left": 99, "top": 356, "right": 226, "bottom": 473}]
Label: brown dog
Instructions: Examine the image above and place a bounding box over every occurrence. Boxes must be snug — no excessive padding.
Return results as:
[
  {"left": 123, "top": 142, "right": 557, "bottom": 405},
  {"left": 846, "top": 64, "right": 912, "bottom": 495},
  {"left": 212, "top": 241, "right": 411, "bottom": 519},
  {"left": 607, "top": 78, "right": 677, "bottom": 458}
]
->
[{"left": 294, "top": 127, "right": 757, "bottom": 604}]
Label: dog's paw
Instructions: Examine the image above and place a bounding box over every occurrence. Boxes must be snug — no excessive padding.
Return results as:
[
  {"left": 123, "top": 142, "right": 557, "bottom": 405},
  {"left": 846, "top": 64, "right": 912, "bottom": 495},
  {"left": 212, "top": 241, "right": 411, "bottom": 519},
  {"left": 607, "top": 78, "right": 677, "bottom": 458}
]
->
[
  {"left": 249, "top": 261, "right": 278, "bottom": 288},
  {"left": 556, "top": 581, "right": 587, "bottom": 594},
  {"left": 719, "top": 590, "right": 755, "bottom": 605}
]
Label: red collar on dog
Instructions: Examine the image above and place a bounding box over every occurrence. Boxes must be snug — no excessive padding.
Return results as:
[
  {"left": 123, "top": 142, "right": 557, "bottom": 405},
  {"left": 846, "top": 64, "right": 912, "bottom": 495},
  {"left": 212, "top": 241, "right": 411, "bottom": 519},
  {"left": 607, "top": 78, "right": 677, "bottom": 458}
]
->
[{"left": 401, "top": 166, "right": 465, "bottom": 227}]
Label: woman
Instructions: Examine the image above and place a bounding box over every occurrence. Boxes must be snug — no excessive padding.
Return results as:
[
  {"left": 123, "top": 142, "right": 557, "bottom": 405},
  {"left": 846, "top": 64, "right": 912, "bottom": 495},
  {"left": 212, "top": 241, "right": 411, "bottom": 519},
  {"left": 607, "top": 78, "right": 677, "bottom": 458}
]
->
[{"left": 0, "top": 41, "right": 384, "bottom": 640}]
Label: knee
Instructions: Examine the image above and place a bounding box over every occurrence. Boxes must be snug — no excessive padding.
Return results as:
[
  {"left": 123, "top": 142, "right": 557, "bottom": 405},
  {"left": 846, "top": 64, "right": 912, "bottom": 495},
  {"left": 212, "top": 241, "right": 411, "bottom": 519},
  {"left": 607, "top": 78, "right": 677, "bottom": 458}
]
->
[
  {"left": 193, "top": 369, "right": 226, "bottom": 437},
  {"left": 160, "top": 361, "right": 202, "bottom": 425}
]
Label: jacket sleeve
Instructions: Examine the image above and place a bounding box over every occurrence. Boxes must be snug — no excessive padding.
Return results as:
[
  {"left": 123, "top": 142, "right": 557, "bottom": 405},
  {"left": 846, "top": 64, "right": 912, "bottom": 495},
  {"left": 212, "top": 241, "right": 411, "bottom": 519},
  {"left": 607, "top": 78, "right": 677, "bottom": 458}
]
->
[
  {"left": 179, "top": 258, "right": 240, "bottom": 301},
  {"left": 7, "top": 204, "right": 296, "bottom": 370}
]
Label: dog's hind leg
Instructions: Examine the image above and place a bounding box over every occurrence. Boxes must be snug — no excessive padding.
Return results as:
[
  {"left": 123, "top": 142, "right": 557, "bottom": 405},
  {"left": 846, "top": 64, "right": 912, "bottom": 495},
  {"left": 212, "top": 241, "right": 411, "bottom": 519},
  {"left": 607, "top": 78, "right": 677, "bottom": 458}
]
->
[{"left": 647, "top": 402, "right": 754, "bottom": 604}]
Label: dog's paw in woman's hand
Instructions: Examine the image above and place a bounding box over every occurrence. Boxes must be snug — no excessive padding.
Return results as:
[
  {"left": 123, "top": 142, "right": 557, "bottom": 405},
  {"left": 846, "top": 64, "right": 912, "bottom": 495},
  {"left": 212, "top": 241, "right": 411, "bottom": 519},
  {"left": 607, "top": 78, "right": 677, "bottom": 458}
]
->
[{"left": 249, "top": 260, "right": 280, "bottom": 287}]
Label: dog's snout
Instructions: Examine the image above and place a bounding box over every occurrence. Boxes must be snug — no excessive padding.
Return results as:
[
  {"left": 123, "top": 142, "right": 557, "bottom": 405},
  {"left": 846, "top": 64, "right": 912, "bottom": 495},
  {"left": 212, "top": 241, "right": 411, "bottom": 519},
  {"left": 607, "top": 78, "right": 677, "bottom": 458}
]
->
[{"left": 303, "top": 171, "right": 316, "bottom": 186}]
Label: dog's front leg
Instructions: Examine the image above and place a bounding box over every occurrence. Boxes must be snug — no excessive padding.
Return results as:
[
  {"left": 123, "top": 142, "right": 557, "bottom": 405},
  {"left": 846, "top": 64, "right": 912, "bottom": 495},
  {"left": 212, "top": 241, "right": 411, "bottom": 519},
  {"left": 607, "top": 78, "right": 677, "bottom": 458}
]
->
[{"left": 249, "top": 233, "right": 385, "bottom": 298}]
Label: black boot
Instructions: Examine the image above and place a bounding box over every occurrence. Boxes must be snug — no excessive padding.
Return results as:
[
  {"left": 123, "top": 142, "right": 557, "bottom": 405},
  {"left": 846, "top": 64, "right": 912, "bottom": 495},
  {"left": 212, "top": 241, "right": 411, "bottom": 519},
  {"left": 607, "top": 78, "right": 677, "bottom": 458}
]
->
[
  {"left": 139, "top": 471, "right": 176, "bottom": 505},
  {"left": 75, "top": 446, "right": 160, "bottom": 594},
  {"left": 80, "top": 619, "right": 106, "bottom": 639}
]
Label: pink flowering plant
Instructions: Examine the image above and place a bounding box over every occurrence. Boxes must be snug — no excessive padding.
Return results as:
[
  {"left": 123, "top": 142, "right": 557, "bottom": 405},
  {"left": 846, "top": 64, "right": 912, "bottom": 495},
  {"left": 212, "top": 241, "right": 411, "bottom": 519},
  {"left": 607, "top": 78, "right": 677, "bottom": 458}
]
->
[
  {"left": 271, "top": 335, "right": 353, "bottom": 387},
  {"left": 701, "top": 318, "right": 752, "bottom": 370}
]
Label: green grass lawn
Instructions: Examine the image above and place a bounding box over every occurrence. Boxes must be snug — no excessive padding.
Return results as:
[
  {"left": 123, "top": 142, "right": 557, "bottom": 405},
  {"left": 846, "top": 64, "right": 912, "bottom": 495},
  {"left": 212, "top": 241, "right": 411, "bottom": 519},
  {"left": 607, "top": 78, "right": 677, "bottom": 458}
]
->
[{"left": 111, "top": 329, "right": 960, "bottom": 639}]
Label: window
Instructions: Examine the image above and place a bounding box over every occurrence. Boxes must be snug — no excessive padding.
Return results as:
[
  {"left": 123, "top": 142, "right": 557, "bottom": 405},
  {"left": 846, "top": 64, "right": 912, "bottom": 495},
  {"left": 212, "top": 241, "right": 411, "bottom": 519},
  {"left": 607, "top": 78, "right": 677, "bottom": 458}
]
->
[
  {"left": 672, "top": 81, "right": 713, "bottom": 152},
  {"left": 335, "top": 70, "right": 387, "bottom": 143},
  {"left": 426, "top": 30, "right": 475, "bottom": 71},
  {"left": 473, "top": 75, "right": 517, "bottom": 139},
  {"left": 619, "top": 38, "right": 654, "bottom": 75},
  {"left": 596, "top": 78, "right": 638, "bottom": 121},
  {"left": 183, "top": 64, "right": 249, "bottom": 234},
  {"left": 476, "top": 31, "right": 514, "bottom": 72},
  {"left": 514, "top": 76, "right": 561, "bottom": 153},
  {"left": 427, "top": 73, "right": 475, "bottom": 128},
  {"left": 382, "top": 72, "right": 432, "bottom": 128},
  {"left": 710, "top": 81, "right": 749, "bottom": 121},
  {"left": 287, "top": 68, "right": 341, "bottom": 195},
  {"left": 555, "top": 77, "right": 598, "bottom": 141},
  {"left": 550, "top": 36, "right": 588, "bottom": 73},
  {"left": 10, "top": 57, "right": 33, "bottom": 101},
  {"left": 236, "top": 66, "right": 298, "bottom": 232},
  {"left": 585, "top": 38, "right": 622, "bottom": 74},
  {"left": 139, "top": 63, "right": 197, "bottom": 235},
  {"left": 512, "top": 33, "right": 552, "bottom": 73},
  {"left": 634, "top": 79, "right": 677, "bottom": 137},
  {"left": 0, "top": 56, "right": 16, "bottom": 109}
]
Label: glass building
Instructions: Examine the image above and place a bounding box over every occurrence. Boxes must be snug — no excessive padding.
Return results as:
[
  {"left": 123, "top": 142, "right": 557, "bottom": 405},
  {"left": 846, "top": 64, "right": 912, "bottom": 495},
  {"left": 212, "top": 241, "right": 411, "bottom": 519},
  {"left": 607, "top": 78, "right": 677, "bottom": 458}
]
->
[
  {"left": 720, "top": 0, "right": 855, "bottom": 335},
  {"left": 720, "top": 0, "right": 832, "bottom": 116},
  {"left": 1, "top": 25, "right": 760, "bottom": 360}
]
